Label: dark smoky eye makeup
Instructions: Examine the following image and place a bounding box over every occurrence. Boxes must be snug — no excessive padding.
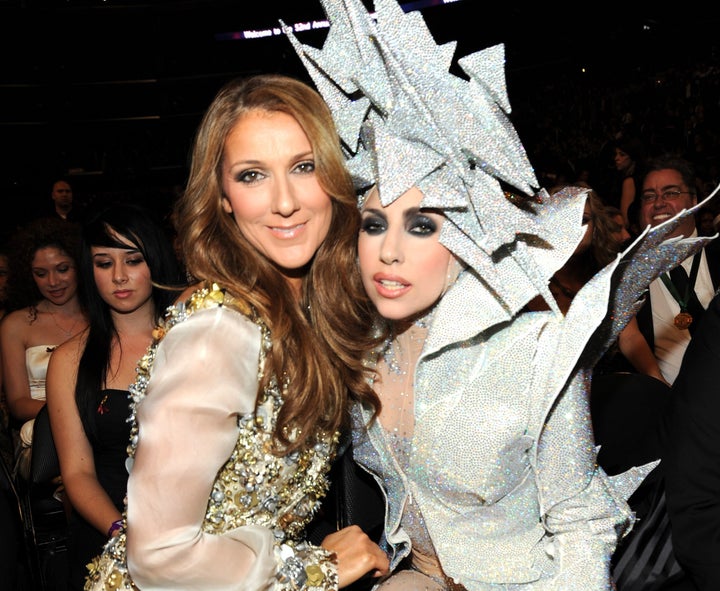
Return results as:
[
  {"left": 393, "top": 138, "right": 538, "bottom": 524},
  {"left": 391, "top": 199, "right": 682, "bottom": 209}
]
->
[
  {"left": 406, "top": 212, "right": 440, "bottom": 235},
  {"left": 360, "top": 212, "right": 387, "bottom": 234}
]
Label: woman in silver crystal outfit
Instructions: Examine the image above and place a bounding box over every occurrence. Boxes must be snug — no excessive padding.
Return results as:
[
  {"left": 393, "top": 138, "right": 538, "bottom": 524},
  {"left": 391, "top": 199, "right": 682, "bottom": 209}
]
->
[{"left": 286, "top": 0, "right": 711, "bottom": 589}]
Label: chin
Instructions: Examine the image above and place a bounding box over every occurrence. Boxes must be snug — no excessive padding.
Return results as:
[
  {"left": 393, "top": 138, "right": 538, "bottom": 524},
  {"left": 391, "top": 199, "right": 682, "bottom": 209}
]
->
[{"left": 373, "top": 301, "right": 416, "bottom": 322}]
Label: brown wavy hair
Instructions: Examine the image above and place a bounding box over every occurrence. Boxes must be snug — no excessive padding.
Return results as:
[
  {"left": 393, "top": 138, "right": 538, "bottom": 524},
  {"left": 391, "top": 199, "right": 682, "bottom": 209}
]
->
[{"left": 175, "top": 74, "right": 382, "bottom": 454}]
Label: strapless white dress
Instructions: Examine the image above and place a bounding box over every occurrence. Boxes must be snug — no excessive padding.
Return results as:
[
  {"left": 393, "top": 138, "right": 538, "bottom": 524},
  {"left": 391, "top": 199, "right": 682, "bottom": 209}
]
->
[{"left": 16, "top": 345, "right": 55, "bottom": 478}]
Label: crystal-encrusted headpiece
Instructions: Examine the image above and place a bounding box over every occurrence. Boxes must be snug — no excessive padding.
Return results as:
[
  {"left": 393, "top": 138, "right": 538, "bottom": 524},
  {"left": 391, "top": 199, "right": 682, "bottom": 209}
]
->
[{"left": 284, "top": 0, "right": 588, "bottom": 316}]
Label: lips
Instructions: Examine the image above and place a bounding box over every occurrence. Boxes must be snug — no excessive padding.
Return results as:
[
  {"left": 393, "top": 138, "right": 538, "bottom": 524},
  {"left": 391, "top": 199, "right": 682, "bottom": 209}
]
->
[
  {"left": 269, "top": 222, "right": 306, "bottom": 239},
  {"left": 373, "top": 274, "right": 410, "bottom": 298},
  {"left": 652, "top": 213, "right": 673, "bottom": 223}
]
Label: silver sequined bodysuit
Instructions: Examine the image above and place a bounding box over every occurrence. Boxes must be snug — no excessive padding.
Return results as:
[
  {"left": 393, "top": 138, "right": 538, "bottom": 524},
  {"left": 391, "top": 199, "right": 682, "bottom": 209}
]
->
[
  {"left": 389, "top": 433, "right": 435, "bottom": 560},
  {"left": 352, "top": 265, "right": 677, "bottom": 591}
]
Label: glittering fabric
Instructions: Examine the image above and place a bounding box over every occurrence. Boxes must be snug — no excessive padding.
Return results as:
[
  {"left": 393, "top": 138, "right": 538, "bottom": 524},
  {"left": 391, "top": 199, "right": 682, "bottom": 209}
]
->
[
  {"left": 84, "top": 283, "right": 339, "bottom": 591},
  {"left": 284, "top": 0, "right": 586, "bottom": 316},
  {"left": 350, "top": 215, "right": 711, "bottom": 591},
  {"left": 284, "top": 1, "right": 717, "bottom": 589},
  {"left": 353, "top": 270, "right": 635, "bottom": 591}
]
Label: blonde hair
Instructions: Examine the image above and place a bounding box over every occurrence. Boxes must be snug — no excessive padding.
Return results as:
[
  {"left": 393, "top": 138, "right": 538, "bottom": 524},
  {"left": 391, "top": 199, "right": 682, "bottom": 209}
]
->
[{"left": 175, "top": 74, "right": 381, "bottom": 453}]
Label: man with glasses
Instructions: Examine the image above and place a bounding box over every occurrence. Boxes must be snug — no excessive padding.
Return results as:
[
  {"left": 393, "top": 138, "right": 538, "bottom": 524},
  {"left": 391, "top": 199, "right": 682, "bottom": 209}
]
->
[
  {"left": 635, "top": 155, "right": 720, "bottom": 385},
  {"left": 608, "top": 156, "right": 720, "bottom": 591}
]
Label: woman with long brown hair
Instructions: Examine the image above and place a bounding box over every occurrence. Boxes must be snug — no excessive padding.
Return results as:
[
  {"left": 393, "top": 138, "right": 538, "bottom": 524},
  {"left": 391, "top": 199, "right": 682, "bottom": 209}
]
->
[{"left": 86, "top": 74, "right": 389, "bottom": 591}]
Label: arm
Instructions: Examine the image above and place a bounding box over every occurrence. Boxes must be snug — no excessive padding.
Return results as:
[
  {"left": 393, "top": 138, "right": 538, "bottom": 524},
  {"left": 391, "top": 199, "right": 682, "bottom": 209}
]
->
[
  {"left": 46, "top": 336, "right": 121, "bottom": 536},
  {"left": 617, "top": 316, "right": 669, "bottom": 386},
  {"left": 619, "top": 176, "right": 635, "bottom": 230},
  {"left": 0, "top": 311, "right": 45, "bottom": 421},
  {"left": 126, "top": 306, "right": 277, "bottom": 589}
]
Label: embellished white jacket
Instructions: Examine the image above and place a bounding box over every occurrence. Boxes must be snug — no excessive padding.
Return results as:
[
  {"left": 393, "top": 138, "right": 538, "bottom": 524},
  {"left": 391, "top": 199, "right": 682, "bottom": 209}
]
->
[{"left": 353, "top": 220, "right": 709, "bottom": 590}]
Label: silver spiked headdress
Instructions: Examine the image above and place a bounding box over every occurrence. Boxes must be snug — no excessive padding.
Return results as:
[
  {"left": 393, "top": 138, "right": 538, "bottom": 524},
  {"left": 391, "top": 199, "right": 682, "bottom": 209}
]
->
[{"left": 284, "top": 0, "right": 592, "bottom": 318}]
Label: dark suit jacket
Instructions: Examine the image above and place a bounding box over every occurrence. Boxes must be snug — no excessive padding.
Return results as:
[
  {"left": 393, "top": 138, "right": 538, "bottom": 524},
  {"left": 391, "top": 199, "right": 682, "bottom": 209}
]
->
[
  {"left": 662, "top": 291, "right": 720, "bottom": 590},
  {"left": 636, "top": 240, "right": 720, "bottom": 350}
]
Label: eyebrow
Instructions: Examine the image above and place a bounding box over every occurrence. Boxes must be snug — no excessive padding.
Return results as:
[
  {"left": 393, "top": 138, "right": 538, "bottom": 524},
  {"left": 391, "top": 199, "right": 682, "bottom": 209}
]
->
[
  {"left": 92, "top": 247, "right": 140, "bottom": 256},
  {"left": 227, "top": 150, "right": 314, "bottom": 169},
  {"left": 403, "top": 207, "right": 424, "bottom": 222},
  {"left": 642, "top": 183, "right": 683, "bottom": 193}
]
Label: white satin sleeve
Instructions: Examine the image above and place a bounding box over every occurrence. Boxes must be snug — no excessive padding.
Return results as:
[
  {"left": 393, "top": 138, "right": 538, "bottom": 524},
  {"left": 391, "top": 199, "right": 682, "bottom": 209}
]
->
[{"left": 126, "top": 305, "right": 277, "bottom": 591}]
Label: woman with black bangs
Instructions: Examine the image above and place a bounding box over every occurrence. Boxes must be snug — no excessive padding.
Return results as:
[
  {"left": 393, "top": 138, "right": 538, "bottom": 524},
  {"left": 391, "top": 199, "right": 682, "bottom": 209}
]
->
[{"left": 45, "top": 201, "right": 184, "bottom": 590}]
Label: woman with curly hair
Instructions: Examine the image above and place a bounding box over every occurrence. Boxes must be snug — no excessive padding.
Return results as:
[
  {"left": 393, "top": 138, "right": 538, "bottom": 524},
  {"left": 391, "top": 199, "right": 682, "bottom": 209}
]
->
[{"left": 0, "top": 216, "right": 88, "bottom": 479}]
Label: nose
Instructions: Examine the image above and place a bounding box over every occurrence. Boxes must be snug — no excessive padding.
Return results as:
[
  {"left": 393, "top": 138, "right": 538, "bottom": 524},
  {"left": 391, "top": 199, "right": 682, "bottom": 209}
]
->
[
  {"left": 380, "top": 230, "right": 404, "bottom": 265},
  {"left": 272, "top": 177, "right": 300, "bottom": 217},
  {"left": 113, "top": 264, "right": 128, "bottom": 284},
  {"left": 46, "top": 270, "right": 61, "bottom": 286}
]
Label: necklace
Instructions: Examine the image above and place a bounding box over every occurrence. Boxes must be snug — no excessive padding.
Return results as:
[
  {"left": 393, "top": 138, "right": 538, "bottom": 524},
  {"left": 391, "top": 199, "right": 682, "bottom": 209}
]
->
[
  {"left": 47, "top": 307, "right": 82, "bottom": 337},
  {"left": 659, "top": 254, "right": 702, "bottom": 330}
]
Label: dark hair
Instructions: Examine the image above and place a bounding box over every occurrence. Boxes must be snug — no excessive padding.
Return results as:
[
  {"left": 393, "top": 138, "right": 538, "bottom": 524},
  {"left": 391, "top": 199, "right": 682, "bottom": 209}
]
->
[
  {"left": 75, "top": 201, "right": 186, "bottom": 439},
  {"left": 642, "top": 155, "right": 698, "bottom": 195},
  {"left": 614, "top": 136, "right": 646, "bottom": 163},
  {"left": 5, "top": 217, "right": 82, "bottom": 314},
  {"left": 50, "top": 177, "right": 72, "bottom": 190}
]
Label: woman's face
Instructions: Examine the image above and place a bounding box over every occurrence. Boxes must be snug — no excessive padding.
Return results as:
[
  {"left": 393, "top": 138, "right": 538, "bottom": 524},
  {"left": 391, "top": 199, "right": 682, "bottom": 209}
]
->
[
  {"left": 613, "top": 148, "right": 633, "bottom": 172},
  {"left": 91, "top": 232, "right": 153, "bottom": 315},
  {"left": 574, "top": 201, "right": 594, "bottom": 255},
  {"left": 221, "top": 109, "right": 333, "bottom": 286},
  {"left": 31, "top": 246, "right": 78, "bottom": 306},
  {"left": 611, "top": 212, "right": 631, "bottom": 243},
  {"left": 358, "top": 186, "right": 453, "bottom": 321}
]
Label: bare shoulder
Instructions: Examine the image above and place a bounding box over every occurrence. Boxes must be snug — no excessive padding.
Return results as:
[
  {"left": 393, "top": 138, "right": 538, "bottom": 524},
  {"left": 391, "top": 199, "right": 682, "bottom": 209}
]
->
[
  {"left": 0, "top": 306, "right": 34, "bottom": 340},
  {"left": 1, "top": 306, "right": 33, "bottom": 330},
  {"left": 49, "top": 329, "right": 88, "bottom": 366}
]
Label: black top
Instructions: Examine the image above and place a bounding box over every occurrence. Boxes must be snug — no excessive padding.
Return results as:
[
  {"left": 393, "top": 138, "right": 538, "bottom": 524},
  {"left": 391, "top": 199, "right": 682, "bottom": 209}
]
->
[{"left": 67, "top": 388, "right": 131, "bottom": 590}]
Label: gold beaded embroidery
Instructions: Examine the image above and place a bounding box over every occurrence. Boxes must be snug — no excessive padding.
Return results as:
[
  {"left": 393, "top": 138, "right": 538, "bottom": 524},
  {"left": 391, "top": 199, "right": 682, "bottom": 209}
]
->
[{"left": 85, "top": 283, "right": 339, "bottom": 591}]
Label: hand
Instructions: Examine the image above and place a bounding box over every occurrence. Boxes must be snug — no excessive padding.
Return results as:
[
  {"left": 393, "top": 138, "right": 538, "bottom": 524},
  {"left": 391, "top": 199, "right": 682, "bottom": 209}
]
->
[{"left": 321, "top": 525, "right": 389, "bottom": 588}]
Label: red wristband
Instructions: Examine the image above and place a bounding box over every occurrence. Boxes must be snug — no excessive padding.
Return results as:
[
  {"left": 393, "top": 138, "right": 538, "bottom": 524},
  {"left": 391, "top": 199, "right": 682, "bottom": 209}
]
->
[{"left": 108, "top": 519, "right": 123, "bottom": 537}]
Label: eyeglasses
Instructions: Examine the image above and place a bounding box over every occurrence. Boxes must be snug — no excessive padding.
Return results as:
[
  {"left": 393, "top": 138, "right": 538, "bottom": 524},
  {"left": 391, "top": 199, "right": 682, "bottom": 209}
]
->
[{"left": 639, "top": 190, "right": 695, "bottom": 204}]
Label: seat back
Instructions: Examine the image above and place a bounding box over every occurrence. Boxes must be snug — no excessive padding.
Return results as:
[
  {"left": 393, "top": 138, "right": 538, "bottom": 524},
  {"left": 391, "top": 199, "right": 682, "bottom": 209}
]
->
[
  {"left": 23, "top": 404, "right": 70, "bottom": 590},
  {"left": 30, "top": 405, "right": 60, "bottom": 486}
]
